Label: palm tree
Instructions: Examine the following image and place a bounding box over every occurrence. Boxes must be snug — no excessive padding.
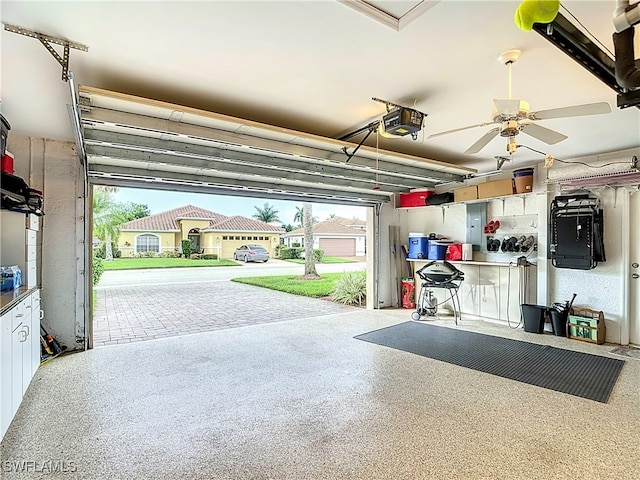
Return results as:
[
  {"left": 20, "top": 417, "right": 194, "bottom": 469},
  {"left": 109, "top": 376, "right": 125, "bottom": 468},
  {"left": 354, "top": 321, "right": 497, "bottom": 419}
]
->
[
  {"left": 303, "top": 202, "right": 319, "bottom": 278},
  {"left": 253, "top": 202, "right": 281, "bottom": 223},
  {"left": 293, "top": 206, "right": 304, "bottom": 226},
  {"left": 294, "top": 205, "right": 318, "bottom": 226},
  {"left": 93, "top": 187, "right": 127, "bottom": 261}
]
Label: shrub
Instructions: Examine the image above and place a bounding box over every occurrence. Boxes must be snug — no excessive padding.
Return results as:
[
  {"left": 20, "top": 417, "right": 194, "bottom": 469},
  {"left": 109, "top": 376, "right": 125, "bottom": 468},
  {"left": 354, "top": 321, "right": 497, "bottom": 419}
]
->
[
  {"left": 279, "top": 247, "right": 299, "bottom": 259},
  {"left": 291, "top": 242, "right": 301, "bottom": 247},
  {"left": 190, "top": 253, "right": 201, "bottom": 260},
  {"left": 161, "top": 250, "right": 181, "bottom": 258},
  {"left": 136, "top": 251, "right": 157, "bottom": 258},
  {"left": 331, "top": 271, "right": 366, "bottom": 306},
  {"left": 94, "top": 241, "right": 120, "bottom": 259},
  {"left": 181, "top": 239, "right": 192, "bottom": 258},
  {"left": 92, "top": 255, "right": 105, "bottom": 285},
  {"left": 202, "top": 254, "right": 218, "bottom": 260}
]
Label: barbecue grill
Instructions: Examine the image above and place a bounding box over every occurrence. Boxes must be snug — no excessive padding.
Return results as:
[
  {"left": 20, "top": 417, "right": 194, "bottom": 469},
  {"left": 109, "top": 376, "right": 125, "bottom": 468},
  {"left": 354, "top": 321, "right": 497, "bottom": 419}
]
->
[{"left": 411, "top": 261, "right": 465, "bottom": 324}]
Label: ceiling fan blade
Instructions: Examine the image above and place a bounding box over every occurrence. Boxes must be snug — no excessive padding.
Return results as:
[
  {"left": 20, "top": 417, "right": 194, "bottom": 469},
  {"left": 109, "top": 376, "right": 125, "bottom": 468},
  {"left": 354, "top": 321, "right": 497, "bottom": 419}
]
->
[
  {"left": 520, "top": 122, "right": 568, "bottom": 145},
  {"left": 493, "top": 98, "right": 521, "bottom": 117},
  {"left": 464, "top": 127, "right": 500, "bottom": 154},
  {"left": 428, "top": 121, "right": 495, "bottom": 139},
  {"left": 529, "top": 101, "right": 611, "bottom": 120}
]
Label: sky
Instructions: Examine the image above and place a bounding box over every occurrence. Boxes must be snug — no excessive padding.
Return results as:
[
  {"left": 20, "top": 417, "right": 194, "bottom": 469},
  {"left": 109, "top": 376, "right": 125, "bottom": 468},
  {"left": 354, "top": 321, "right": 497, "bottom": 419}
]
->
[{"left": 110, "top": 187, "right": 368, "bottom": 225}]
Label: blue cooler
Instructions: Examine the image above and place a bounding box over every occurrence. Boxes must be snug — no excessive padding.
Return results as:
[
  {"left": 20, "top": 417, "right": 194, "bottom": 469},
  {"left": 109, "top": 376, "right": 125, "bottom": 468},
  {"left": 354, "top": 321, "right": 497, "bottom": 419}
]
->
[
  {"left": 428, "top": 241, "right": 449, "bottom": 260},
  {"left": 408, "top": 233, "right": 428, "bottom": 259}
]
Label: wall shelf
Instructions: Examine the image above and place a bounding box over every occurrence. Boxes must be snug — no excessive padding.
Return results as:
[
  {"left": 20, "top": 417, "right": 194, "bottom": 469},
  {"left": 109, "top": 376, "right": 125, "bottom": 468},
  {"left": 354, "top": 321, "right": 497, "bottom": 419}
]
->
[{"left": 395, "top": 192, "right": 538, "bottom": 210}]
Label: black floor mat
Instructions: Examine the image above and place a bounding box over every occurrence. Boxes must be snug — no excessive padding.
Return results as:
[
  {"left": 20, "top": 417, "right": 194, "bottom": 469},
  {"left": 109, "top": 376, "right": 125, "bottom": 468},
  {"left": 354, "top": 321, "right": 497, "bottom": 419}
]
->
[{"left": 355, "top": 321, "right": 624, "bottom": 403}]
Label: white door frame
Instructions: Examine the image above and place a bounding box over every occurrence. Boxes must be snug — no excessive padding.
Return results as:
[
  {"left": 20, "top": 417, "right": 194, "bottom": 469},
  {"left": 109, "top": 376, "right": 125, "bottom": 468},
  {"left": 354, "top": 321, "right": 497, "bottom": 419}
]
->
[{"left": 625, "top": 188, "right": 640, "bottom": 345}]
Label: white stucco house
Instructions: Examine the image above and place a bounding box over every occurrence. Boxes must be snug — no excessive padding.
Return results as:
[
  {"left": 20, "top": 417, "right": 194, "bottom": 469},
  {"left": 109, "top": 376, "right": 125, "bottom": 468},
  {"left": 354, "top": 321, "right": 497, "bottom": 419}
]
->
[{"left": 283, "top": 216, "right": 366, "bottom": 257}]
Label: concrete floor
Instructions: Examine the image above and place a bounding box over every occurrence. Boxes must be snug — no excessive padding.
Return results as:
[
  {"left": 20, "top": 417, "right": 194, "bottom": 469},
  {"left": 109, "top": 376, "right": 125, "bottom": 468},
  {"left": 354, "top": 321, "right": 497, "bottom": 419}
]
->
[{"left": 2, "top": 309, "right": 639, "bottom": 479}]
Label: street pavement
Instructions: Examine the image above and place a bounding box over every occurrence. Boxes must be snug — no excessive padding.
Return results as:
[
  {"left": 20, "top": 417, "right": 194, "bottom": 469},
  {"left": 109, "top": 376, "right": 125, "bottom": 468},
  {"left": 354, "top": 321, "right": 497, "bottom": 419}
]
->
[{"left": 92, "top": 259, "right": 366, "bottom": 347}]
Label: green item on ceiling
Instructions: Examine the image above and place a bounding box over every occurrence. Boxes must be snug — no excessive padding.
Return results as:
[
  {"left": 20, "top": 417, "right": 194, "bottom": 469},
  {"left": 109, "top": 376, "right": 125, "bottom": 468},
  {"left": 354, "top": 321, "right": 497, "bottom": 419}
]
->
[{"left": 514, "top": 0, "right": 560, "bottom": 31}]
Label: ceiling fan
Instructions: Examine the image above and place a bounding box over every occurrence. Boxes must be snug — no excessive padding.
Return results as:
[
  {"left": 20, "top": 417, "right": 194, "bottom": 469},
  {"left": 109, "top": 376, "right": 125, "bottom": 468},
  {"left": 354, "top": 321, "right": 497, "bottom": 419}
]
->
[{"left": 428, "top": 49, "right": 612, "bottom": 155}]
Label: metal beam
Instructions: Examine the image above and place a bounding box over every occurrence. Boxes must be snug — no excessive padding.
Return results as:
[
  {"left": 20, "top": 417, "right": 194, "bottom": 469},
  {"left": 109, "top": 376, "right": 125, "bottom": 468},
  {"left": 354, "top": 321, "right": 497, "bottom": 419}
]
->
[{"left": 532, "top": 13, "right": 621, "bottom": 94}]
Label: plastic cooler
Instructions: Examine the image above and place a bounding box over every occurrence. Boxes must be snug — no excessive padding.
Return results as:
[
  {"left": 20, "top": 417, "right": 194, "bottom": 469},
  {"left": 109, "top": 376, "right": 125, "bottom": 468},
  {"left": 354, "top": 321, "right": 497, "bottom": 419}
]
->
[
  {"left": 408, "top": 233, "right": 428, "bottom": 259},
  {"left": 428, "top": 241, "right": 449, "bottom": 260}
]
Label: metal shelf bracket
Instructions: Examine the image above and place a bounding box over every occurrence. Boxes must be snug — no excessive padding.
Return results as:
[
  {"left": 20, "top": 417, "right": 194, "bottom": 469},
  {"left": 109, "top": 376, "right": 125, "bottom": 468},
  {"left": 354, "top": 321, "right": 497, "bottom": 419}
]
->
[{"left": 4, "top": 23, "right": 88, "bottom": 82}]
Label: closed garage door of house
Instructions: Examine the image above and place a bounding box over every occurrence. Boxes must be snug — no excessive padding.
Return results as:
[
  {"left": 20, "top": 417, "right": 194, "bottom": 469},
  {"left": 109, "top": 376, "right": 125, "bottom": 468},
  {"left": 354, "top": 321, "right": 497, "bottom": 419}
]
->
[{"left": 319, "top": 238, "right": 355, "bottom": 256}]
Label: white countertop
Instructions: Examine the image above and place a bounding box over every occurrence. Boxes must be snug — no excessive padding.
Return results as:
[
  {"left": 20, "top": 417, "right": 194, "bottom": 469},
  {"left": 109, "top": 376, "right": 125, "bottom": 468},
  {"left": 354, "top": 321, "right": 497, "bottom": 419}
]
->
[{"left": 407, "top": 259, "right": 536, "bottom": 267}]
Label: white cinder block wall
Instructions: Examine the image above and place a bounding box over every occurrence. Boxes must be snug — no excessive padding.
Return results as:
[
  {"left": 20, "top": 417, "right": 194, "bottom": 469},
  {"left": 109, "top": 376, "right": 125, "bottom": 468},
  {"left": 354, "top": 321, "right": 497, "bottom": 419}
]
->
[
  {"left": 377, "top": 152, "right": 639, "bottom": 344},
  {"left": 546, "top": 187, "right": 626, "bottom": 344},
  {"left": 6, "top": 134, "right": 84, "bottom": 351}
]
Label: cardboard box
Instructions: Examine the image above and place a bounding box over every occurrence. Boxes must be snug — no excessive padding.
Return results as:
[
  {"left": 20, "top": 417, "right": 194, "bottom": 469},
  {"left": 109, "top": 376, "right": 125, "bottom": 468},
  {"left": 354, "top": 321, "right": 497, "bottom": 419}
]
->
[
  {"left": 453, "top": 185, "right": 478, "bottom": 202},
  {"left": 477, "top": 179, "right": 514, "bottom": 199}
]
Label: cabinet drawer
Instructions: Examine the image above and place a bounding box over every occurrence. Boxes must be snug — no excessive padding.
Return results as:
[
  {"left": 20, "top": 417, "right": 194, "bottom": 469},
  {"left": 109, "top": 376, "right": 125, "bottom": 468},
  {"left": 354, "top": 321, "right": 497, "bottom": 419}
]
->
[{"left": 11, "top": 301, "right": 27, "bottom": 331}]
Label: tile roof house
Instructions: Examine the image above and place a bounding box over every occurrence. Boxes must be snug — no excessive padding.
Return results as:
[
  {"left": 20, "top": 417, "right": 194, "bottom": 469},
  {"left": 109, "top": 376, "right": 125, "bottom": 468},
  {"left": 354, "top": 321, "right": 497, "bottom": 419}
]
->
[
  {"left": 283, "top": 216, "right": 366, "bottom": 257},
  {"left": 118, "top": 205, "right": 284, "bottom": 258}
]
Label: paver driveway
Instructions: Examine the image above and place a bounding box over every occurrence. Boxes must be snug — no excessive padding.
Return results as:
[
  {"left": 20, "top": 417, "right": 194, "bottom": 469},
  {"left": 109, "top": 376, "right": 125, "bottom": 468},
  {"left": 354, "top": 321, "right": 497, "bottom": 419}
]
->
[{"left": 93, "top": 264, "right": 363, "bottom": 347}]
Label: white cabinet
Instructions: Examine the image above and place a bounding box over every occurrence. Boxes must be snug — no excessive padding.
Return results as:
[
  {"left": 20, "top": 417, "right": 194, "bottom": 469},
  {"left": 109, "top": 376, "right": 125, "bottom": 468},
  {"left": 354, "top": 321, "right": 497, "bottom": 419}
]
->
[
  {"left": 412, "top": 260, "right": 535, "bottom": 324},
  {"left": 0, "top": 289, "right": 40, "bottom": 440},
  {"left": 30, "top": 290, "right": 41, "bottom": 377},
  {"left": 0, "top": 307, "right": 12, "bottom": 438},
  {"left": 1, "top": 210, "right": 41, "bottom": 442}
]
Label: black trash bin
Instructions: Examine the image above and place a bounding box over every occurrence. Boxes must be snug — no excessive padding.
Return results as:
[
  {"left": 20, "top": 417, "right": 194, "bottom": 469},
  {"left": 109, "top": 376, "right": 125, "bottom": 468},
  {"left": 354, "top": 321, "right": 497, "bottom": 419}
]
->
[
  {"left": 521, "top": 304, "right": 547, "bottom": 333},
  {"left": 549, "top": 306, "right": 569, "bottom": 337}
]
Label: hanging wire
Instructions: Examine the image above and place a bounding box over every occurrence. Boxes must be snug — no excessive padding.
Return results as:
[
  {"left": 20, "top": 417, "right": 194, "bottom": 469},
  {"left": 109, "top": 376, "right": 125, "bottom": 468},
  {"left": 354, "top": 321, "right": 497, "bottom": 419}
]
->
[
  {"left": 517, "top": 144, "right": 634, "bottom": 168},
  {"left": 560, "top": 4, "right": 614, "bottom": 58}
]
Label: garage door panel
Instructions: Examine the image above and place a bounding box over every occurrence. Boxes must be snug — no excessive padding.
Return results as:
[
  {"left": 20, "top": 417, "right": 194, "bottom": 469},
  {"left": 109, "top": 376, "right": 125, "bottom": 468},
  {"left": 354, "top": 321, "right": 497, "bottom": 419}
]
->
[
  {"left": 77, "top": 86, "right": 474, "bottom": 207},
  {"left": 319, "top": 238, "right": 356, "bottom": 256}
]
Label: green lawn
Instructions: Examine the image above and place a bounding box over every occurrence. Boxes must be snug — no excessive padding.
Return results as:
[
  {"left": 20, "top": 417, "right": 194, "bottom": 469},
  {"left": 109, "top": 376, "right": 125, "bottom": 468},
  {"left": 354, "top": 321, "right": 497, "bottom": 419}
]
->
[
  {"left": 231, "top": 273, "right": 346, "bottom": 297},
  {"left": 285, "top": 256, "right": 359, "bottom": 264},
  {"left": 102, "top": 257, "right": 239, "bottom": 270},
  {"left": 101, "top": 256, "right": 360, "bottom": 270}
]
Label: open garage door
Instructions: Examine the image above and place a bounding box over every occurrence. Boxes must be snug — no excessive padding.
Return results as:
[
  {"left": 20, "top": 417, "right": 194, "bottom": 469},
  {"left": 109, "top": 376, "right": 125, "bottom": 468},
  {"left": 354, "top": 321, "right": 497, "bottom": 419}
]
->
[
  {"left": 73, "top": 86, "right": 474, "bottom": 206},
  {"left": 319, "top": 238, "right": 356, "bottom": 257},
  {"left": 68, "top": 84, "right": 475, "bottom": 347}
]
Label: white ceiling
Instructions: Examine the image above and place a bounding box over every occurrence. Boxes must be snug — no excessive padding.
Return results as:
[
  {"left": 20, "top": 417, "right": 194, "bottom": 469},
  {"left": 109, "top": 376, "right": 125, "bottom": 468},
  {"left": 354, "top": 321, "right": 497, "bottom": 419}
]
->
[{"left": 1, "top": 0, "right": 639, "bottom": 175}]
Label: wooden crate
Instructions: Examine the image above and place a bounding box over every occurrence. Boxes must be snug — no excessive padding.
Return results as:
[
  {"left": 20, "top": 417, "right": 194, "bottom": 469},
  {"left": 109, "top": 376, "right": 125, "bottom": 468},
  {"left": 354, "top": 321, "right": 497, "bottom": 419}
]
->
[{"left": 568, "top": 307, "right": 606, "bottom": 344}]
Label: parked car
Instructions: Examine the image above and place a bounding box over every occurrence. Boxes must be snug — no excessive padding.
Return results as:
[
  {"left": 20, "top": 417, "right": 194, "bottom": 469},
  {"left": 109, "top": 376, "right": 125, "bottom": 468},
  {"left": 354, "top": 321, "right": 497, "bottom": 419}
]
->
[{"left": 233, "top": 244, "right": 269, "bottom": 263}]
